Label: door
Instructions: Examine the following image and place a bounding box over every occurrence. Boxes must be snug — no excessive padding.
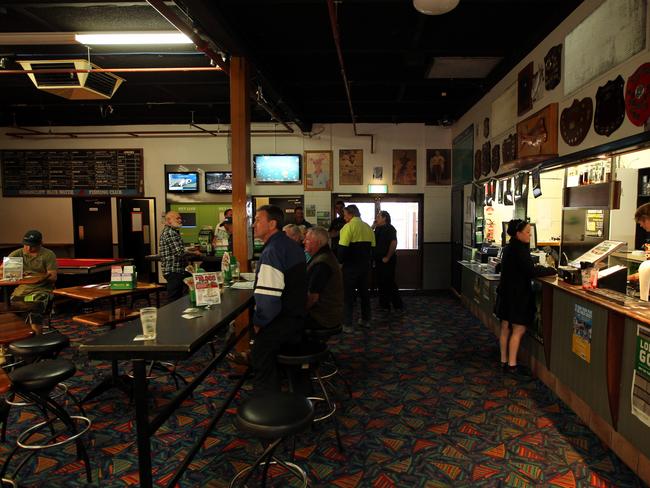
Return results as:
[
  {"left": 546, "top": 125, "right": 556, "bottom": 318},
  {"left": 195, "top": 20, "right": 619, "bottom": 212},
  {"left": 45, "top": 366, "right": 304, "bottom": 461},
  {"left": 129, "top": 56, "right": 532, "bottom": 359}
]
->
[
  {"left": 72, "top": 197, "right": 113, "bottom": 258},
  {"left": 118, "top": 198, "right": 157, "bottom": 281},
  {"left": 333, "top": 194, "right": 423, "bottom": 289},
  {"left": 451, "top": 185, "right": 464, "bottom": 294}
]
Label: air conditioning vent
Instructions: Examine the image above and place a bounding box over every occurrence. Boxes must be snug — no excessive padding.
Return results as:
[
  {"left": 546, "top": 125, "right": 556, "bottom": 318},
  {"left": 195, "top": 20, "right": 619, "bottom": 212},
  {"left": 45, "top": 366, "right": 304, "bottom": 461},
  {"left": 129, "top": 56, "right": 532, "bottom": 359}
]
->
[{"left": 17, "top": 59, "right": 124, "bottom": 100}]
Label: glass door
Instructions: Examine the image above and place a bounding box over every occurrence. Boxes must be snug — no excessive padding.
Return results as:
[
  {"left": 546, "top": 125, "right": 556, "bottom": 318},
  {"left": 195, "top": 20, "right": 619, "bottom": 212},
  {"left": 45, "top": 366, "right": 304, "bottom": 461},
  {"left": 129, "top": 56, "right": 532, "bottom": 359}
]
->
[{"left": 333, "top": 194, "right": 423, "bottom": 289}]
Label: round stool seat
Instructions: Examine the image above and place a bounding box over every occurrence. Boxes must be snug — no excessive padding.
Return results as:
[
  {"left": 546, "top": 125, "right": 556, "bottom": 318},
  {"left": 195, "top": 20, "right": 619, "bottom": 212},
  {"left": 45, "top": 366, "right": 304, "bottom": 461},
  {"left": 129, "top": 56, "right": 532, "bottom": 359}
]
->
[
  {"left": 236, "top": 392, "right": 314, "bottom": 439},
  {"left": 8, "top": 331, "right": 69, "bottom": 358},
  {"left": 277, "top": 341, "right": 329, "bottom": 366},
  {"left": 305, "top": 325, "right": 342, "bottom": 341},
  {"left": 9, "top": 359, "right": 76, "bottom": 392}
]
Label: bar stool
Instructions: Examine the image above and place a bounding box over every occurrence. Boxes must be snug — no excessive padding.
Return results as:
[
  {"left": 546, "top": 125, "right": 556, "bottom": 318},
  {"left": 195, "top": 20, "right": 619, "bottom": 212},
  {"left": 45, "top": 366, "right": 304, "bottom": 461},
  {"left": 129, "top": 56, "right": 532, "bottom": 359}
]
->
[
  {"left": 277, "top": 341, "right": 344, "bottom": 452},
  {"left": 2, "top": 331, "right": 71, "bottom": 442},
  {"left": 230, "top": 392, "right": 314, "bottom": 487},
  {"left": 304, "top": 325, "right": 352, "bottom": 399},
  {"left": 0, "top": 359, "right": 92, "bottom": 487}
]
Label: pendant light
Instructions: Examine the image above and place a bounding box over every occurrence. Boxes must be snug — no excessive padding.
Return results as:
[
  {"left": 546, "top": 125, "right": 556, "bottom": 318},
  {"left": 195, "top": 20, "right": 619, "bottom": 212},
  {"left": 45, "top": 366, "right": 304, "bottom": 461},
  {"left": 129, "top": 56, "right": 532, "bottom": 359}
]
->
[{"left": 413, "top": 0, "right": 460, "bottom": 15}]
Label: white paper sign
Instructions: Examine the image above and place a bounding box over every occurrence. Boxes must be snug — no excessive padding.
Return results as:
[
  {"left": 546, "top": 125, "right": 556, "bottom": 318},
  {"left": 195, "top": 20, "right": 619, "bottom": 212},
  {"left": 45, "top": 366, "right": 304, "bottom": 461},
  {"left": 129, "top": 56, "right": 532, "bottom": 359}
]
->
[{"left": 193, "top": 272, "right": 221, "bottom": 306}]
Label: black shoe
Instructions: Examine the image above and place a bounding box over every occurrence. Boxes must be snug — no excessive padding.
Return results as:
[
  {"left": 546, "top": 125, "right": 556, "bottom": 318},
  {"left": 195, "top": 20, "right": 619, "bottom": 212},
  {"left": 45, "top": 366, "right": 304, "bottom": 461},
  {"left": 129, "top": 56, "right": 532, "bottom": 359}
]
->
[{"left": 500, "top": 361, "right": 508, "bottom": 371}]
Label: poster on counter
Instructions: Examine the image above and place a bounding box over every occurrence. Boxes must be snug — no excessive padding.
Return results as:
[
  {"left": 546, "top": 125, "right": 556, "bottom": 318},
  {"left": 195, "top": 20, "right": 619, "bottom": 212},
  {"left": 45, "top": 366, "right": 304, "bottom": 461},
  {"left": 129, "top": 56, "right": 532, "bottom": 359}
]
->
[
  {"left": 572, "top": 304, "right": 592, "bottom": 362},
  {"left": 193, "top": 272, "right": 221, "bottom": 306},
  {"left": 632, "top": 324, "right": 650, "bottom": 427}
]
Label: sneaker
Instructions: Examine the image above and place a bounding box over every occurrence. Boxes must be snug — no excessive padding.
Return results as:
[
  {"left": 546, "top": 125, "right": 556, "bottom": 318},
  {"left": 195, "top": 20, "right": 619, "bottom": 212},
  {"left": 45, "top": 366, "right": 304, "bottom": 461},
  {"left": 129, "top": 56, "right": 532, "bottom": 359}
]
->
[
  {"left": 342, "top": 323, "right": 354, "bottom": 333},
  {"left": 357, "top": 318, "right": 371, "bottom": 328}
]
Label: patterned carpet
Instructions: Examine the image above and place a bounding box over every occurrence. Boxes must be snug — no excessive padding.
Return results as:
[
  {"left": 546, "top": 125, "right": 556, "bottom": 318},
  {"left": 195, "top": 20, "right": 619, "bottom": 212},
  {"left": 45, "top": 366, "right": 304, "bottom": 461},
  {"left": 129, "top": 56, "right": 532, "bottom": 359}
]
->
[{"left": 0, "top": 293, "right": 644, "bottom": 487}]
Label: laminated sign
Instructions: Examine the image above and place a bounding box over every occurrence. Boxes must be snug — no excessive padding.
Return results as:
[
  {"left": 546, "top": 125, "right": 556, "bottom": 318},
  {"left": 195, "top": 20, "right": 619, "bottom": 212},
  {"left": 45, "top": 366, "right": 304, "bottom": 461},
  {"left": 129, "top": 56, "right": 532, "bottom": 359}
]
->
[
  {"left": 193, "top": 272, "right": 221, "bottom": 306},
  {"left": 632, "top": 324, "right": 650, "bottom": 427}
]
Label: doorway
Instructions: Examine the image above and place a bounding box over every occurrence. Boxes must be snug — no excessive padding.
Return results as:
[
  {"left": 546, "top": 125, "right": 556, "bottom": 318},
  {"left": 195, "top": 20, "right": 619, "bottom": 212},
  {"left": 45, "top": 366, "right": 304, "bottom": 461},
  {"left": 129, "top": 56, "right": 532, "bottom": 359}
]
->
[
  {"left": 72, "top": 197, "right": 113, "bottom": 258},
  {"left": 117, "top": 198, "right": 157, "bottom": 282},
  {"left": 332, "top": 194, "right": 423, "bottom": 289}
]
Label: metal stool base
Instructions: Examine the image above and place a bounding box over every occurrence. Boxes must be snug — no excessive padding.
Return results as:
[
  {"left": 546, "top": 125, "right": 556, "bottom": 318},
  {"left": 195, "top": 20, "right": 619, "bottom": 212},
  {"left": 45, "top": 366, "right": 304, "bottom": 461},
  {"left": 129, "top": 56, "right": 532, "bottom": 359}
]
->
[
  {"left": 230, "top": 459, "right": 308, "bottom": 488},
  {"left": 17, "top": 415, "right": 91, "bottom": 449},
  {"left": 5, "top": 383, "right": 67, "bottom": 407}
]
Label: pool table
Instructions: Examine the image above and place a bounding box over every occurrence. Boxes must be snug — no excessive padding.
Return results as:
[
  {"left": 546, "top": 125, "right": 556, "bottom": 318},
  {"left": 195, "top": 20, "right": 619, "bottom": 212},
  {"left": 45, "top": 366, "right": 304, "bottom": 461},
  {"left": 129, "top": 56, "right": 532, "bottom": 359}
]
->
[{"left": 56, "top": 258, "right": 133, "bottom": 275}]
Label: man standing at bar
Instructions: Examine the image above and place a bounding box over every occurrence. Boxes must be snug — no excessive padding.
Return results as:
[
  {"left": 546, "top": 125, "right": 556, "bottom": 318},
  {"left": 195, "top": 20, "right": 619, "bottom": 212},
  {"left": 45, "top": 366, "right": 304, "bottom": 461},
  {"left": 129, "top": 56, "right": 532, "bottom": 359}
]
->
[
  {"left": 338, "top": 204, "right": 375, "bottom": 329},
  {"left": 251, "top": 205, "right": 307, "bottom": 394},
  {"left": 159, "top": 211, "right": 199, "bottom": 302}
]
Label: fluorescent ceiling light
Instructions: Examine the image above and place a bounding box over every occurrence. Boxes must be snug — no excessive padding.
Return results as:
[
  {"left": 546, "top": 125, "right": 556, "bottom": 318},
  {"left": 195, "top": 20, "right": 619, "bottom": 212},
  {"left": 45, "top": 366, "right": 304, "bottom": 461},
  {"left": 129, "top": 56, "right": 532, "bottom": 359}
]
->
[{"left": 75, "top": 32, "right": 192, "bottom": 45}]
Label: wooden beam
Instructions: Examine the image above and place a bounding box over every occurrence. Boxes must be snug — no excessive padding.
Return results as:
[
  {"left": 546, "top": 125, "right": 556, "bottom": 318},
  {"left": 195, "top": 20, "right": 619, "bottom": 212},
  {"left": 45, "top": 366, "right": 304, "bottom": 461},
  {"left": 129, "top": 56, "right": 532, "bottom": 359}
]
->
[{"left": 229, "top": 55, "right": 251, "bottom": 272}]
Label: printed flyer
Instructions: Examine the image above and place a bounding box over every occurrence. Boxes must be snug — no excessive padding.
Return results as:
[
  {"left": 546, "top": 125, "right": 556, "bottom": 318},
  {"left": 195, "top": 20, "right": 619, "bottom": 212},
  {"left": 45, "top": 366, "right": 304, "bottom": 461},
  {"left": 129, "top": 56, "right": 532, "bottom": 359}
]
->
[
  {"left": 193, "top": 272, "right": 221, "bottom": 306},
  {"left": 572, "top": 304, "right": 592, "bottom": 363}
]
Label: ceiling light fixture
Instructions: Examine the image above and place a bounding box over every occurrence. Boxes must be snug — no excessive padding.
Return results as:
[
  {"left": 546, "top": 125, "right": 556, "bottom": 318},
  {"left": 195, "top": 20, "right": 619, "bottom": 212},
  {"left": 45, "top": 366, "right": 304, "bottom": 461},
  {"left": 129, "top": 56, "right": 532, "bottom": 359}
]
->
[
  {"left": 75, "top": 32, "right": 192, "bottom": 45},
  {"left": 413, "top": 0, "right": 460, "bottom": 15}
]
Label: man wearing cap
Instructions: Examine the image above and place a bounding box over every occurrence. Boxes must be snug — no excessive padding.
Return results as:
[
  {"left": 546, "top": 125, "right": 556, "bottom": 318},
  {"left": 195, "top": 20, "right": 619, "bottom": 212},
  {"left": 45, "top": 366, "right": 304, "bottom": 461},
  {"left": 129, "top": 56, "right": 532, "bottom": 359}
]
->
[{"left": 8, "top": 230, "right": 58, "bottom": 332}]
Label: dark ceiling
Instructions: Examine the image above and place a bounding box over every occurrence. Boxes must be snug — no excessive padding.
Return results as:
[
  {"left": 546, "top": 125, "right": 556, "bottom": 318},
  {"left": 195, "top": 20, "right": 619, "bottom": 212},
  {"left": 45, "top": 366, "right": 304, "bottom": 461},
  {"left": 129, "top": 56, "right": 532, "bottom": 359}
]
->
[{"left": 0, "top": 0, "right": 584, "bottom": 130}]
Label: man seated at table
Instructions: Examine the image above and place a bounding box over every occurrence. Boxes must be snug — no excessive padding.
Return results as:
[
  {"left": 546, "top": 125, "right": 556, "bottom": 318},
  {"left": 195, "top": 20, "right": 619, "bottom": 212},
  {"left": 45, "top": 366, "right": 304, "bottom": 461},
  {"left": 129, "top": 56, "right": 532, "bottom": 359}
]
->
[
  {"left": 159, "top": 211, "right": 200, "bottom": 302},
  {"left": 8, "top": 230, "right": 58, "bottom": 332},
  {"left": 250, "top": 205, "right": 307, "bottom": 395},
  {"left": 303, "top": 226, "right": 343, "bottom": 331}
]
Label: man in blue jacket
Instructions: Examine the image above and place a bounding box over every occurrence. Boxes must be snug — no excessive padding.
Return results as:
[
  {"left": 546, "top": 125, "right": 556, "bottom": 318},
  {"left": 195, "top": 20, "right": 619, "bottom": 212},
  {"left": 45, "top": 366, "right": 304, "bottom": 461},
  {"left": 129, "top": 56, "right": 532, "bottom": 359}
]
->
[{"left": 251, "top": 205, "right": 307, "bottom": 394}]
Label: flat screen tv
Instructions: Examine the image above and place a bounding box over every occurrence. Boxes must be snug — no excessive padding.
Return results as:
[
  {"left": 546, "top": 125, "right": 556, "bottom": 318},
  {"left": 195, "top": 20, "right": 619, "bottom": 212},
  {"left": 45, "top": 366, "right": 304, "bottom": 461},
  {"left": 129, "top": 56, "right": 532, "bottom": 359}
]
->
[
  {"left": 205, "top": 171, "right": 232, "bottom": 193},
  {"left": 167, "top": 172, "right": 199, "bottom": 193},
  {"left": 179, "top": 212, "right": 196, "bottom": 228},
  {"left": 253, "top": 154, "right": 302, "bottom": 184}
]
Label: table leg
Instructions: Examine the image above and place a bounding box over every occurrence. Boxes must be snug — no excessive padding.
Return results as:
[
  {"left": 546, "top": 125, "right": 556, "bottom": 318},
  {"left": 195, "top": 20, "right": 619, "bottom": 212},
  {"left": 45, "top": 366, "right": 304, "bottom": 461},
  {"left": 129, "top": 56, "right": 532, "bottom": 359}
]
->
[{"left": 133, "top": 359, "right": 153, "bottom": 488}]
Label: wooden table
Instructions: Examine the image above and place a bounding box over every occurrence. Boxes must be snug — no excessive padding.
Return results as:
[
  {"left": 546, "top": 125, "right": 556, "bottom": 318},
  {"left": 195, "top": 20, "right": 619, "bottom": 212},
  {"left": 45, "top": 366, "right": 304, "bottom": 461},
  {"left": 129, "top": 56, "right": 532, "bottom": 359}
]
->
[
  {"left": 54, "top": 282, "right": 165, "bottom": 402},
  {"left": 0, "top": 273, "right": 47, "bottom": 305},
  {"left": 79, "top": 289, "right": 254, "bottom": 488}
]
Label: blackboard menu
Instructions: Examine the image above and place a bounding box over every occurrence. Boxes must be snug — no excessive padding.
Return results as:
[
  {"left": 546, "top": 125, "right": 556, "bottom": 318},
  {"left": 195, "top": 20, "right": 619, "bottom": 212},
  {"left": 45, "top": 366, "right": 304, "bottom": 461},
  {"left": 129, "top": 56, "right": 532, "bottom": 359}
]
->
[{"left": 1, "top": 149, "right": 144, "bottom": 197}]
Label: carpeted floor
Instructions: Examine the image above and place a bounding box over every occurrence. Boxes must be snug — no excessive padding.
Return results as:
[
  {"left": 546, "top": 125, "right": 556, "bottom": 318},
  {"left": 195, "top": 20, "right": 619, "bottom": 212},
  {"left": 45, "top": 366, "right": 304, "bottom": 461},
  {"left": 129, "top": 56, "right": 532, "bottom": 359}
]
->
[{"left": 0, "top": 293, "right": 644, "bottom": 487}]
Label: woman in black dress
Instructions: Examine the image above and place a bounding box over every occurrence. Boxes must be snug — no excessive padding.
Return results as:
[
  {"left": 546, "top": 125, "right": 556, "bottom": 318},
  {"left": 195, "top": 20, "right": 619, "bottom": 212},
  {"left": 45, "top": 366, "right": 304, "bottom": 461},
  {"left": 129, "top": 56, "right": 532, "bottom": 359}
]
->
[{"left": 496, "top": 219, "right": 556, "bottom": 372}]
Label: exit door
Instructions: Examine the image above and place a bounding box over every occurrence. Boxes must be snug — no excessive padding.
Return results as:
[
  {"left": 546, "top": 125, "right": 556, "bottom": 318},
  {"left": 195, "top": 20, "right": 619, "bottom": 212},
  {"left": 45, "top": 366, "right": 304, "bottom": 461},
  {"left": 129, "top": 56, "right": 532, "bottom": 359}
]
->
[
  {"left": 118, "top": 198, "right": 157, "bottom": 281},
  {"left": 72, "top": 198, "right": 113, "bottom": 258},
  {"left": 333, "top": 194, "right": 423, "bottom": 289}
]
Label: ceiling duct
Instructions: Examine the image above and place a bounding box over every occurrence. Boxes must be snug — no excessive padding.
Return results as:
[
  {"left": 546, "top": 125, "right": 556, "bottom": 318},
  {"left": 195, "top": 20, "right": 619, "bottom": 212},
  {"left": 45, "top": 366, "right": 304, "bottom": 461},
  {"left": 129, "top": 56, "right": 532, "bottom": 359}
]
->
[{"left": 17, "top": 59, "right": 125, "bottom": 100}]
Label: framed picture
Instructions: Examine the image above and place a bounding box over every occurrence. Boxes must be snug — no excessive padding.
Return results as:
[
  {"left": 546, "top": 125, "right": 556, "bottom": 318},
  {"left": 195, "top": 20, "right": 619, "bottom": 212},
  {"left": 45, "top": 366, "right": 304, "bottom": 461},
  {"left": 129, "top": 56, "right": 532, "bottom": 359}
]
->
[
  {"left": 392, "top": 149, "right": 417, "bottom": 185},
  {"left": 339, "top": 149, "right": 363, "bottom": 185},
  {"left": 426, "top": 149, "right": 451, "bottom": 185},
  {"left": 373, "top": 166, "right": 383, "bottom": 180},
  {"left": 304, "top": 150, "right": 332, "bottom": 191}
]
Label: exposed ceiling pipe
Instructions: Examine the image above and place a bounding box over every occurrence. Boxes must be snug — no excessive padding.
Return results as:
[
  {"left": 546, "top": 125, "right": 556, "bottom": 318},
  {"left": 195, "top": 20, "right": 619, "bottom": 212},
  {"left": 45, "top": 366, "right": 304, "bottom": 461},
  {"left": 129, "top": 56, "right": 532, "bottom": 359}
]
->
[
  {"left": 0, "top": 67, "right": 222, "bottom": 74},
  {"left": 145, "top": 0, "right": 230, "bottom": 74},
  {"left": 326, "top": 0, "right": 374, "bottom": 152},
  {"left": 6, "top": 126, "right": 295, "bottom": 139},
  {"left": 146, "top": 0, "right": 295, "bottom": 133}
]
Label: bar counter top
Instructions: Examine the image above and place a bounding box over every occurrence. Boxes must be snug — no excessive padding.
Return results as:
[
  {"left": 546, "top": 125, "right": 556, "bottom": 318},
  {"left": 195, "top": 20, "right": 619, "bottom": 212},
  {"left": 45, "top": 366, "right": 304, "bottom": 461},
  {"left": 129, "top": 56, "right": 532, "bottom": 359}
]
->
[{"left": 537, "top": 276, "right": 650, "bottom": 326}]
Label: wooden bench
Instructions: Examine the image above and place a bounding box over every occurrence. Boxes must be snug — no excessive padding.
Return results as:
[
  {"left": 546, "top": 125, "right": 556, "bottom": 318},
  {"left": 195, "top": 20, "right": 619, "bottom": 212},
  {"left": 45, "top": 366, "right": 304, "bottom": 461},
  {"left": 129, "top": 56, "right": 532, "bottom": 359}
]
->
[{"left": 72, "top": 308, "right": 140, "bottom": 329}]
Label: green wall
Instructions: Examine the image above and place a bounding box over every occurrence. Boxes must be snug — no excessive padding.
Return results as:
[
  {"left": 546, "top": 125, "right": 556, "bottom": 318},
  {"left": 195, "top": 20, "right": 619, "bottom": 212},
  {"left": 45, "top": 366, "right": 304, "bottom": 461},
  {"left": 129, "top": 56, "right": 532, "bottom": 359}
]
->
[{"left": 170, "top": 202, "right": 231, "bottom": 243}]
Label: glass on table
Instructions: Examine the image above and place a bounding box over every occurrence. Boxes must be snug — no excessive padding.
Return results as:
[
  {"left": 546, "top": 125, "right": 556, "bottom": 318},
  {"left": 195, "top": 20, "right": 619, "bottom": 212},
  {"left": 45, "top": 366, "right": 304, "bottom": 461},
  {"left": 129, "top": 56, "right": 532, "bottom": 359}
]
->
[
  {"left": 216, "top": 271, "right": 224, "bottom": 291},
  {"left": 139, "top": 307, "right": 157, "bottom": 340}
]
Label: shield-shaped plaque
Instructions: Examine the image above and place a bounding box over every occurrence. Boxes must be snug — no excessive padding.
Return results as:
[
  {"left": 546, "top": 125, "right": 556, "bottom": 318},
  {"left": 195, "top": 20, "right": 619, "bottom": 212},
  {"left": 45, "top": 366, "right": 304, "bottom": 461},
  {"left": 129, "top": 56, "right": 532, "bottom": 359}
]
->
[
  {"left": 481, "top": 141, "right": 491, "bottom": 176},
  {"left": 545, "top": 44, "right": 562, "bottom": 91},
  {"left": 491, "top": 144, "right": 500, "bottom": 174},
  {"left": 625, "top": 63, "right": 650, "bottom": 127},
  {"left": 560, "top": 98, "right": 593, "bottom": 146},
  {"left": 474, "top": 149, "right": 482, "bottom": 180},
  {"left": 595, "top": 75, "right": 625, "bottom": 137}
]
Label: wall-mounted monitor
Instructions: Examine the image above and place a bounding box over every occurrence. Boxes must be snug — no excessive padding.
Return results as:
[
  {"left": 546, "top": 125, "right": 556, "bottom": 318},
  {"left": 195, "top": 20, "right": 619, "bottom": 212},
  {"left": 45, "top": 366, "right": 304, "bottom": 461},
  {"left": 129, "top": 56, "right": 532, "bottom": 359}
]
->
[
  {"left": 205, "top": 171, "right": 232, "bottom": 193},
  {"left": 167, "top": 172, "right": 199, "bottom": 193},
  {"left": 253, "top": 154, "right": 302, "bottom": 184},
  {"left": 179, "top": 212, "right": 196, "bottom": 228}
]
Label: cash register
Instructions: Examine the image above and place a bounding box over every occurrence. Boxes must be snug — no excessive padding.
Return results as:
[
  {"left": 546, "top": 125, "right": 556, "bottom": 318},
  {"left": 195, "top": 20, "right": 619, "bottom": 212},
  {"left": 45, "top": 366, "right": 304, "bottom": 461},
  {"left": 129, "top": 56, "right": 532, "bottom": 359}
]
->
[
  {"left": 476, "top": 244, "right": 500, "bottom": 263},
  {"left": 559, "top": 240, "right": 627, "bottom": 288}
]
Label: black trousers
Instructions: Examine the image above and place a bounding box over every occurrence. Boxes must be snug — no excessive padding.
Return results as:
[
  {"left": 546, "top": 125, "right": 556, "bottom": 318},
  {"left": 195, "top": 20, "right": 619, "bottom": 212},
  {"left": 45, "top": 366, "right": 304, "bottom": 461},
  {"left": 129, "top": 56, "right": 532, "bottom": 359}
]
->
[
  {"left": 250, "top": 316, "right": 304, "bottom": 396},
  {"left": 375, "top": 258, "right": 403, "bottom": 310},
  {"left": 342, "top": 265, "right": 371, "bottom": 324},
  {"left": 164, "top": 272, "right": 187, "bottom": 303}
]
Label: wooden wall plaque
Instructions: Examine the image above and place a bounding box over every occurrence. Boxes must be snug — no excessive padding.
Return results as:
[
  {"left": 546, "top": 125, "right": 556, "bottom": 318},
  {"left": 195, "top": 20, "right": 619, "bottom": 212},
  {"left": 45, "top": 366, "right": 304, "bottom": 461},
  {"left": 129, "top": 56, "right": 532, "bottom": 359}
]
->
[{"left": 516, "top": 103, "right": 558, "bottom": 160}]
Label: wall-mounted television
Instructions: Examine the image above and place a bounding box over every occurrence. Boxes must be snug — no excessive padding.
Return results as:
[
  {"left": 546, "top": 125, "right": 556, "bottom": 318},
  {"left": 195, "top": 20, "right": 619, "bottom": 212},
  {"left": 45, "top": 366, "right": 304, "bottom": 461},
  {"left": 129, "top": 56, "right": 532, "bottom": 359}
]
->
[
  {"left": 167, "top": 172, "right": 199, "bottom": 193},
  {"left": 205, "top": 171, "right": 232, "bottom": 193},
  {"left": 253, "top": 154, "right": 302, "bottom": 184},
  {"left": 179, "top": 212, "right": 196, "bottom": 228}
]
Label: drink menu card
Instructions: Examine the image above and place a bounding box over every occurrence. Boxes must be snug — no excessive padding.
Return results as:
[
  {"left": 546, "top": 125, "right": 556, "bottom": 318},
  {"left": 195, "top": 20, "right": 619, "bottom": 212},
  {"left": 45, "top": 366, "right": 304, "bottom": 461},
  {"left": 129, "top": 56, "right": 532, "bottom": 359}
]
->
[
  {"left": 193, "top": 272, "right": 221, "bottom": 306},
  {"left": 2, "top": 257, "right": 23, "bottom": 281},
  {"left": 569, "top": 240, "right": 626, "bottom": 267}
]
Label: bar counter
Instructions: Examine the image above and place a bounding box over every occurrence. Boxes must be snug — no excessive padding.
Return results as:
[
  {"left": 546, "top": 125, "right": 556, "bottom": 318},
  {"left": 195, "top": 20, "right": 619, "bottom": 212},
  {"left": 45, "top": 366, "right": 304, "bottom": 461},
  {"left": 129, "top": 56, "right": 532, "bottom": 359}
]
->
[{"left": 459, "top": 261, "right": 650, "bottom": 483}]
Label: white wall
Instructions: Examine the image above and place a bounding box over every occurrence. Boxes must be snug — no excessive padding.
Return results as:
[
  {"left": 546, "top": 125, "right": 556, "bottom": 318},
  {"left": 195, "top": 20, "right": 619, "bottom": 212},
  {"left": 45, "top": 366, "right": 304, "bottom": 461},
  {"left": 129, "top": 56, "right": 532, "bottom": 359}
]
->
[
  {"left": 0, "top": 122, "right": 452, "bottom": 245},
  {"left": 453, "top": 0, "right": 650, "bottom": 168}
]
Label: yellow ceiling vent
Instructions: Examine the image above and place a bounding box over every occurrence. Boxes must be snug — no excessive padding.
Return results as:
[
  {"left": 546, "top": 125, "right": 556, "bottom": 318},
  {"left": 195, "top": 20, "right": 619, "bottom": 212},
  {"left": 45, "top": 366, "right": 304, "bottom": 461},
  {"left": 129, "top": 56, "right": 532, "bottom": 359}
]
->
[{"left": 17, "top": 59, "right": 125, "bottom": 100}]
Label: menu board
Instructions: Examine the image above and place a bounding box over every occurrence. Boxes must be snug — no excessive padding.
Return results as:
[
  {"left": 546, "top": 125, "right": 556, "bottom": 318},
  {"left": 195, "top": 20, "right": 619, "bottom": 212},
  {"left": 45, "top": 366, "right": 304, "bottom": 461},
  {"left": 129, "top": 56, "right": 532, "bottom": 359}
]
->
[{"left": 1, "top": 149, "right": 143, "bottom": 197}]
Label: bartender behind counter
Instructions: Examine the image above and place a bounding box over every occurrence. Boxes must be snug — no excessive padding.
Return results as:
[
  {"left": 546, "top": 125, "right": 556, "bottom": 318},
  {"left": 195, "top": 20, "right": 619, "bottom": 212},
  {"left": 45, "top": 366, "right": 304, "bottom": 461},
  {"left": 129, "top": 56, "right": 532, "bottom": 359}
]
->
[{"left": 629, "top": 203, "right": 650, "bottom": 282}]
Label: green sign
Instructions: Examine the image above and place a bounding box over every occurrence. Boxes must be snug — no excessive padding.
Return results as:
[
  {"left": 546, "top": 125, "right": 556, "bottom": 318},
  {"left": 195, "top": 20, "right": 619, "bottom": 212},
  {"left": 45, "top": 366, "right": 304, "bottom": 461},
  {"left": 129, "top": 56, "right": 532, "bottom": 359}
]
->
[{"left": 636, "top": 335, "right": 650, "bottom": 378}]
